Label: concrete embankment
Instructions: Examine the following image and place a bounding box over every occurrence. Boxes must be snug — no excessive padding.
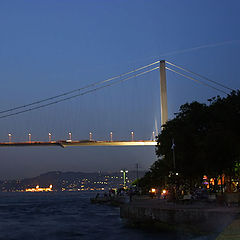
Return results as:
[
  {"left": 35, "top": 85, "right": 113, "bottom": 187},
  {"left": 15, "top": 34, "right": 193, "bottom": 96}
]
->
[{"left": 120, "top": 199, "right": 240, "bottom": 234}]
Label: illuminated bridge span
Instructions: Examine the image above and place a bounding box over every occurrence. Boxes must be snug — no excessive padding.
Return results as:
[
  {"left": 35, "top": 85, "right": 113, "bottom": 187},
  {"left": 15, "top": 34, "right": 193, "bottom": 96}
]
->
[
  {"left": 0, "top": 140, "right": 157, "bottom": 148},
  {"left": 0, "top": 60, "right": 233, "bottom": 148}
]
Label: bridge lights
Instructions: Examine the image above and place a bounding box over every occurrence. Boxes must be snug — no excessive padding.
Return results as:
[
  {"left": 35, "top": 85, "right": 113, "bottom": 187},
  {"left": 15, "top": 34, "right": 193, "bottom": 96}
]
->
[
  {"left": 28, "top": 133, "right": 31, "bottom": 142},
  {"left": 48, "top": 133, "right": 52, "bottom": 142},
  {"left": 131, "top": 131, "right": 134, "bottom": 141},
  {"left": 8, "top": 133, "right": 12, "bottom": 143},
  {"left": 120, "top": 169, "right": 128, "bottom": 189},
  {"left": 110, "top": 132, "right": 113, "bottom": 142},
  {"left": 89, "top": 132, "right": 92, "bottom": 141}
]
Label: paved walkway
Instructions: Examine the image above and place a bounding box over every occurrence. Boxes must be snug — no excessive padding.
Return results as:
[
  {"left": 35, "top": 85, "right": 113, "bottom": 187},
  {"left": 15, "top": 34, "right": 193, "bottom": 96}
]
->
[
  {"left": 129, "top": 199, "right": 240, "bottom": 213},
  {"left": 216, "top": 216, "right": 240, "bottom": 240}
]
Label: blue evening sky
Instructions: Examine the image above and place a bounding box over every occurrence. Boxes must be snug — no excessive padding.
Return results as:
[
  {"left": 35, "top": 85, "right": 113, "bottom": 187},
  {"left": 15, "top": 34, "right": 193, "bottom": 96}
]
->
[{"left": 0, "top": 0, "right": 239, "bottom": 179}]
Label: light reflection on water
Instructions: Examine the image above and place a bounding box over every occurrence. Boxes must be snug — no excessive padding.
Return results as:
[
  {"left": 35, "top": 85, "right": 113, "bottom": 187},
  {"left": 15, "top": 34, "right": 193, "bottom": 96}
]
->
[{"left": 0, "top": 192, "right": 215, "bottom": 240}]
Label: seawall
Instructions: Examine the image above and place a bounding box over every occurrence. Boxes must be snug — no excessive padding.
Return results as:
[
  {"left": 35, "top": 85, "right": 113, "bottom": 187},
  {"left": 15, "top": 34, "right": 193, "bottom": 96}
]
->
[{"left": 120, "top": 199, "right": 240, "bottom": 233}]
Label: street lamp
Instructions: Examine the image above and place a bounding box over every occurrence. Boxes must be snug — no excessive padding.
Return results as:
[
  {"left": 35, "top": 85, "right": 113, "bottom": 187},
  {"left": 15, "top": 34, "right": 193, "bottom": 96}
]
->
[
  {"left": 48, "top": 133, "right": 52, "bottom": 142},
  {"left": 68, "top": 132, "right": 72, "bottom": 141},
  {"left": 8, "top": 133, "right": 12, "bottom": 143},
  {"left": 152, "top": 131, "right": 155, "bottom": 141},
  {"left": 28, "top": 133, "right": 31, "bottom": 142},
  {"left": 110, "top": 132, "right": 113, "bottom": 142},
  {"left": 131, "top": 131, "right": 134, "bottom": 141},
  {"left": 89, "top": 132, "right": 92, "bottom": 141},
  {"left": 120, "top": 169, "right": 128, "bottom": 189}
]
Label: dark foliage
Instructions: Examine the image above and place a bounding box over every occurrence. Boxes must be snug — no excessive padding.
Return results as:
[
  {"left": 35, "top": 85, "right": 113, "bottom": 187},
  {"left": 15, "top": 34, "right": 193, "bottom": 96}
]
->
[{"left": 139, "top": 90, "right": 240, "bottom": 190}]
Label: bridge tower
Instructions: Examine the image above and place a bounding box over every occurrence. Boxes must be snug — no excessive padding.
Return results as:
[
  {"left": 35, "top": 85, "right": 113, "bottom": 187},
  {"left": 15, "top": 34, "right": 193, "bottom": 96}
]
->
[{"left": 160, "top": 60, "right": 168, "bottom": 128}]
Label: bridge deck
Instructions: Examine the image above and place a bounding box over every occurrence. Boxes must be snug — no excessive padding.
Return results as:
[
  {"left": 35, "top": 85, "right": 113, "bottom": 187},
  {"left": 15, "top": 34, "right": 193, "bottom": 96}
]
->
[{"left": 0, "top": 140, "right": 157, "bottom": 148}]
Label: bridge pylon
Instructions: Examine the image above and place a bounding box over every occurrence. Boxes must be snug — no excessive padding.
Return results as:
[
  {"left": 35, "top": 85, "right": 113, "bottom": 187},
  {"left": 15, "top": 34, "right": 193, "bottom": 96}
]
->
[{"left": 160, "top": 60, "right": 168, "bottom": 128}]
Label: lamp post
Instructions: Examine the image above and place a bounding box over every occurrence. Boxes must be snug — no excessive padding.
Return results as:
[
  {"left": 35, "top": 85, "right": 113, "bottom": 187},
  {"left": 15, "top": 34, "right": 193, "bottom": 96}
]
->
[
  {"left": 28, "top": 133, "right": 31, "bottom": 142},
  {"left": 48, "top": 133, "right": 52, "bottom": 142},
  {"left": 131, "top": 131, "right": 134, "bottom": 141},
  {"left": 120, "top": 169, "right": 128, "bottom": 189},
  {"left": 89, "top": 132, "right": 92, "bottom": 141},
  {"left": 152, "top": 131, "right": 155, "bottom": 141},
  {"left": 8, "top": 133, "right": 12, "bottom": 143},
  {"left": 68, "top": 132, "right": 72, "bottom": 141},
  {"left": 110, "top": 132, "right": 113, "bottom": 142}
]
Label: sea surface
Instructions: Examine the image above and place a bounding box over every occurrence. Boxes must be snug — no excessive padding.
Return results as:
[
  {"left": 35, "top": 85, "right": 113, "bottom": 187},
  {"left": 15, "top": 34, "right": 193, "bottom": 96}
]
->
[{"left": 0, "top": 192, "right": 217, "bottom": 240}]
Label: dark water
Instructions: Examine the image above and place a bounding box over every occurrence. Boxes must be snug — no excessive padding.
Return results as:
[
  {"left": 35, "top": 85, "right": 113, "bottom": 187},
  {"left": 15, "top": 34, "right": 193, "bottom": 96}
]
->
[{"left": 0, "top": 192, "right": 216, "bottom": 240}]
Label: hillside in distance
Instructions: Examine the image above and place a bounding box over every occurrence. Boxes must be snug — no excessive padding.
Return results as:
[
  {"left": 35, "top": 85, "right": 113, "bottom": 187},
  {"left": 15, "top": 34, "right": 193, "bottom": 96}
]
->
[{"left": 0, "top": 170, "right": 145, "bottom": 192}]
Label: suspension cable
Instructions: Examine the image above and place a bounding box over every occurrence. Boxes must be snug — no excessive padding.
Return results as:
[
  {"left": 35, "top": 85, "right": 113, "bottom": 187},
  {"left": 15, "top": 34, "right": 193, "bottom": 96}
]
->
[
  {"left": 166, "top": 61, "right": 234, "bottom": 91},
  {"left": 165, "top": 67, "right": 228, "bottom": 95},
  {"left": 0, "top": 61, "right": 160, "bottom": 115},
  {"left": 0, "top": 66, "right": 159, "bottom": 119}
]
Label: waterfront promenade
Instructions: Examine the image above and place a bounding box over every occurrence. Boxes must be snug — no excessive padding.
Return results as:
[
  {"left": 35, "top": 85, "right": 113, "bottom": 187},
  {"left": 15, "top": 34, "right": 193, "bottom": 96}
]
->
[{"left": 120, "top": 198, "right": 240, "bottom": 235}]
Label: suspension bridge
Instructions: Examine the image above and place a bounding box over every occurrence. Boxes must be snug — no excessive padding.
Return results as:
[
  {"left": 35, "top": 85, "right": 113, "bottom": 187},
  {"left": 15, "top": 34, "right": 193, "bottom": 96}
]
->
[{"left": 0, "top": 60, "right": 233, "bottom": 148}]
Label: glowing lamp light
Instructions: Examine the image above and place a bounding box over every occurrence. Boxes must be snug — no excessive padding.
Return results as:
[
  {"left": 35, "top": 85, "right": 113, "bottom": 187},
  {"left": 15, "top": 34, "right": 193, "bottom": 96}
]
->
[
  {"left": 162, "top": 189, "right": 167, "bottom": 194},
  {"left": 210, "top": 178, "right": 214, "bottom": 185},
  {"left": 150, "top": 188, "right": 156, "bottom": 193}
]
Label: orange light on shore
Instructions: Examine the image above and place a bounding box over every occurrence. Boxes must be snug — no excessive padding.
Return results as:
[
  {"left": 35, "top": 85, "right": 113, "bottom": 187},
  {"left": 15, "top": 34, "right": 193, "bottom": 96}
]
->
[
  {"left": 162, "top": 189, "right": 167, "bottom": 194},
  {"left": 210, "top": 178, "right": 214, "bottom": 185},
  {"left": 25, "top": 185, "right": 53, "bottom": 192}
]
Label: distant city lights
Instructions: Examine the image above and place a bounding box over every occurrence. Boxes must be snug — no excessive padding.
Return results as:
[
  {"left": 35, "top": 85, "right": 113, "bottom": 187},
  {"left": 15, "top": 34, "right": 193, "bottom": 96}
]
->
[{"left": 25, "top": 185, "right": 53, "bottom": 192}]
